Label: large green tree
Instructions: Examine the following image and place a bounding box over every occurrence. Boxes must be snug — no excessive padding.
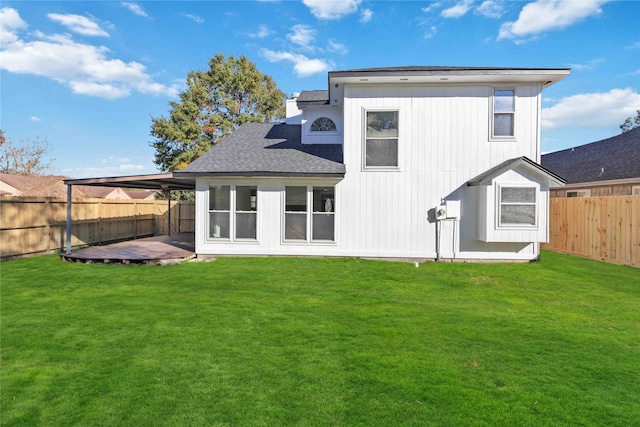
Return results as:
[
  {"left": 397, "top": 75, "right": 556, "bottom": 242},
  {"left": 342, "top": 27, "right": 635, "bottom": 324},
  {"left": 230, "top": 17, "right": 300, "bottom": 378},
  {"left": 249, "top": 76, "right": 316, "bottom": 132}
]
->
[{"left": 150, "top": 54, "right": 286, "bottom": 172}]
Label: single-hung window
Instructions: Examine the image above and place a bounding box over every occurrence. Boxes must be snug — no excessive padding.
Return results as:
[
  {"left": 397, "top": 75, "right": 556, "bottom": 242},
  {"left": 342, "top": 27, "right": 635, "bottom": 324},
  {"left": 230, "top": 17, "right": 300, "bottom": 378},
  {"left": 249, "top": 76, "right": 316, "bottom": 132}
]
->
[
  {"left": 235, "top": 186, "right": 257, "bottom": 239},
  {"left": 209, "top": 185, "right": 230, "bottom": 238},
  {"left": 492, "top": 89, "right": 515, "bottom": 138},
  {"left": 365, "top": 110, "right": 398, "bottom": 168},
  {"left": 499, "top": 186, "right": 537, "bottom": 227}
]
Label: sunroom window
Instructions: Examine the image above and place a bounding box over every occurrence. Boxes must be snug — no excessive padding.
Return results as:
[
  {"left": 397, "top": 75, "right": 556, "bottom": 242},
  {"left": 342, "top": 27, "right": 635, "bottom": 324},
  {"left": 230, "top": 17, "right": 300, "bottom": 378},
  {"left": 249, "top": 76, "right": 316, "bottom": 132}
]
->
[
  {"left": 209, "top": 185, "right": 230, "bottom": 238},
  {"left": 284, "top": 186, "right": 335, "bottom": 242},
  {"left": 492, "top": 89, "right": 515, "bottom": 138},
  {"left": 365, "top": 110, "right": 398, "bottom": 168},
  {"left": 208, "top": 185, "right": 257, "bottom": 240},
  {"left": 499, "top": 186, "right": 536, "bottom": 226}
]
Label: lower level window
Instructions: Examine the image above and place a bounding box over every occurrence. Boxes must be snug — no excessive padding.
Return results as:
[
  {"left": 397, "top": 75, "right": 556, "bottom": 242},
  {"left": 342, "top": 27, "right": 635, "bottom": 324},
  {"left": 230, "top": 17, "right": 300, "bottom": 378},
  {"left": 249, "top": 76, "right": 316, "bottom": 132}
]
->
[
  {"left": 498, "top": 185, "right": 537, "bottom": 226},
  {"left": 209, "top": 185, "right": 257, "bottom": 240},
  {"left": 284, "top": 186, "right": 335, "bottom": 242}
]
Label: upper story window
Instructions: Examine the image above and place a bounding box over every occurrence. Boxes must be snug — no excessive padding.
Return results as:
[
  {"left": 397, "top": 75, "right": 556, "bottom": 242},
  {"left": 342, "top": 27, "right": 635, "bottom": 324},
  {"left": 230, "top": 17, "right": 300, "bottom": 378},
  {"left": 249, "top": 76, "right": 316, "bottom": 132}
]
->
[
  {"left": 492, "top": 89, "right": 515, "bottom": 139},
  {"left": 498, "top": 185, "right": 537, "bottom": 227},
  {"left": 364, "top": 110, "right": 398, "bottom": 168},
  {"left": 310, "top": 117, "right": 337, "bottom": 132}
]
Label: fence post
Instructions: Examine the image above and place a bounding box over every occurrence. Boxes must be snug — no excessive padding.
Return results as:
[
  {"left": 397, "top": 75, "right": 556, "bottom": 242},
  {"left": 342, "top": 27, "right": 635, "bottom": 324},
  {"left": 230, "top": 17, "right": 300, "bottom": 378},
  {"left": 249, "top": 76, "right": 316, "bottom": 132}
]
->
[{"left": 65, "top": 185, "right": 72, "bottom": 255}]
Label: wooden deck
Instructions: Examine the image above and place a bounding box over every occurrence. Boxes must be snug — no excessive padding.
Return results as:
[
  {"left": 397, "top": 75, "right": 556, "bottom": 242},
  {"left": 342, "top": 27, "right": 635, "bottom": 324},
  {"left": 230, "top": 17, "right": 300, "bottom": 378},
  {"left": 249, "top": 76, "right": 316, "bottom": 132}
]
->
[{"left": 61, "top": 233, "right": 195, "bottom": 264}]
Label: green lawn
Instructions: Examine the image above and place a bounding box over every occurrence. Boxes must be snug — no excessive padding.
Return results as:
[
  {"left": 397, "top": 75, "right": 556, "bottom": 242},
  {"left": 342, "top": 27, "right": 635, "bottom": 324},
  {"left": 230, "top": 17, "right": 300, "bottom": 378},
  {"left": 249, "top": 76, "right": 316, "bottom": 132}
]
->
[{"left": 1, "top": 252, "right": 639, "bottom": 426}]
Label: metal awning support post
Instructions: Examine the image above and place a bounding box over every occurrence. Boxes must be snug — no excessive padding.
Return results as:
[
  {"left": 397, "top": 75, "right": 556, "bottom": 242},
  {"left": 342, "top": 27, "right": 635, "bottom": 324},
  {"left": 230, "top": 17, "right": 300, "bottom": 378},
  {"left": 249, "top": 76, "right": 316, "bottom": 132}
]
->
[
  {"left": 65, "top": 184, "right": 72, "bottom": 254},
  {"left": 167, "top": 188, "right": 171, "bottom": 236}
]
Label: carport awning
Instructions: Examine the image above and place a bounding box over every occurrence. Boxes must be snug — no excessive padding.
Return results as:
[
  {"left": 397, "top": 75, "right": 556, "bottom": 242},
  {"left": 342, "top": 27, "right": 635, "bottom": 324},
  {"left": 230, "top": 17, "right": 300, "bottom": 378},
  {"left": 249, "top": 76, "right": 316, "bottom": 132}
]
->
[
  {"left": 63, "top": 173, "right": 195, "bottom": 191},
  {"left": 62, "top": 173, "right": 195, "bottom": 255}
]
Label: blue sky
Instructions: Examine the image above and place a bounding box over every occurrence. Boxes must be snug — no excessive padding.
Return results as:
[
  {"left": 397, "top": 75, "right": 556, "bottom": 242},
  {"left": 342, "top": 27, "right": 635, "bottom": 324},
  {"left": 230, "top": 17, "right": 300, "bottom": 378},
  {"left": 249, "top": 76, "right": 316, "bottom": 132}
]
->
[{"left": 1, "top": 0, "right": 639, "bottom": 178}]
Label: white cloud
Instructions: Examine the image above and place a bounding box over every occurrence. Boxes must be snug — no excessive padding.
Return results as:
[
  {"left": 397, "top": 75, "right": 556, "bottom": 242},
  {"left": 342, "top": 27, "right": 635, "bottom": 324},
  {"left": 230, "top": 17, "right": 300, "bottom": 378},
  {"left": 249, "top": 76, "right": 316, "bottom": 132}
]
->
[
  {"left": 183, "top": 13, "right": 204, "bottom": 24},
  {"left": 121, "top": 2, "right": 148, "bottom": 17},
  {"left": 422, "top": 3, "right": 442, "bottom": 14},
  {"left": 30, "top": 116, "right": 42, "bottom": 122},
  {"left": 476, "top": 0, "right": 503, "bottom": 18},
  {"left": 424, "top": 26, "right": 438, "bottom": 40},
  {"left": 47, "top": 13, "right": 109, "bottom": 37},
  {"left": 499, "top": 0, "right": 610, "bottom": 41},
  {"left": 261, "top": 48, "right": 331, "bottom": 77},
  {"left": 249, "top": 24, "right": 273, "bottom": 39},
  {"left": 542, "top": 88, "right": 640, "bottom": 130},
  {"left": 0, "top": 7, "right": 27, "bottom": 44},
  {"left": 302, "top": 0, "right": 362, "bottom": 20},
  {"left": 287, "top": 24, "right": 316, "bottom": 50},
  {"left": 441, "top": 0, "right": 474, "bottom": 18},
  {"left": 0, "top": 8, "right": 178, "bottom": 99},
  {"left": 360, "top": 8, "right": 373, "bottom": 23},
  {"left": 327, "top": 40, "right": 348, "bottom": 55}
]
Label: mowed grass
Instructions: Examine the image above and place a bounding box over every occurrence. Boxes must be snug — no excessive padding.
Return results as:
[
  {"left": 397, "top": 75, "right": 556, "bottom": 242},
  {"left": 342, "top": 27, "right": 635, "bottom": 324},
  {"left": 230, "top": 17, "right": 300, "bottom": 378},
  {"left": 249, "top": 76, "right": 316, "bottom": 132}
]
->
[{"left": 1, "top": 252, "right": 639, "bottom": 426}]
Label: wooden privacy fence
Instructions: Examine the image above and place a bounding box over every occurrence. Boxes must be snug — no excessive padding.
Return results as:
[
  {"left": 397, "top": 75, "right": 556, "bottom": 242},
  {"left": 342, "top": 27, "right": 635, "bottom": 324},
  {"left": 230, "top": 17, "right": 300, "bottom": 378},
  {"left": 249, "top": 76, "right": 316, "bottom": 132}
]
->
[
  {"left": 0, "top": 197, "right": 195, "bottom": 260},
  {"left": 542, "top": 196, "right": 639, "bottom": 268}
]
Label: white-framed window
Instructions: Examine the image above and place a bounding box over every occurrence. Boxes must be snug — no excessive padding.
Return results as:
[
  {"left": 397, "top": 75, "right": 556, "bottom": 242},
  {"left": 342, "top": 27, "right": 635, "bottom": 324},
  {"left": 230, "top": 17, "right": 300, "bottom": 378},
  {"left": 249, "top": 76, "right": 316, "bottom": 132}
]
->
[
  {"left": 310, "top": 117, "right": 337, "bottom": 132},
  {"left": 567, "top": 190, "right": 590, "bottom": 198},
  {"left": 284, "top": 186, "right": 335, "bottom": 242},
  {"left": 632, "top": 186, "right": 640, "bottom": 196},
  {"left": 208, "top": 184, "right": 257, "bottom": 240},
  {"left": 497, "top": 184, "right": 537, "bottom": 227},
  {"left": 491, "top": 89, "right": 515, "bottom": 139},
  {"left": 364, "top": 110, "right": 398, "bottom": 168}
]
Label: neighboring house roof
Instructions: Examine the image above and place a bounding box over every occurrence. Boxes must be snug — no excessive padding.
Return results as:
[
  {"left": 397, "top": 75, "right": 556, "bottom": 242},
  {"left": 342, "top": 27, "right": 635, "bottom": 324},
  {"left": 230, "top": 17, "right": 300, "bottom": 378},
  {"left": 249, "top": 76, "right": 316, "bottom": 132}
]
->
[
  {"left": 0, "top": 173, "right": 81, "bottom": 197},
  {"left": 468, "top": 156, "right": 566, "bottom": 187},
  {"left": 541, "top": 127, "right": 640, "bottom": 184},
  {"left": 124, "top": 189, "right": 159, "bottom": 200},
  {"left": 176, "top": 123, "right": 345, "bottom": 178}
]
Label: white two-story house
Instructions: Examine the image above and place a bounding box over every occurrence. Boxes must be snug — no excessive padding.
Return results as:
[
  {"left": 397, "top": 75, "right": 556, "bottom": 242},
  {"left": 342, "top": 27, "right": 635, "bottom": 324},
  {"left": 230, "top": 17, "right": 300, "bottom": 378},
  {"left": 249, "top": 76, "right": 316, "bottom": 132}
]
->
[{"left": 175, "top": 66, "right": 569, "bottom": 261}]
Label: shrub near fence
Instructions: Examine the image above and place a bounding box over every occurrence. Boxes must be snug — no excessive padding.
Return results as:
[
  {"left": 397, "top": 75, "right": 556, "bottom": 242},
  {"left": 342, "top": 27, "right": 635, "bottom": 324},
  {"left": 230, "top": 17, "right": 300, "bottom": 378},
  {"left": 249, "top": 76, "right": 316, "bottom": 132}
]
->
[
  {"left": 543, "top": 196, "right": 640, "bottom": 267},
  {"left": 0, "top": 196, "right": 195, "bottom": 260}
]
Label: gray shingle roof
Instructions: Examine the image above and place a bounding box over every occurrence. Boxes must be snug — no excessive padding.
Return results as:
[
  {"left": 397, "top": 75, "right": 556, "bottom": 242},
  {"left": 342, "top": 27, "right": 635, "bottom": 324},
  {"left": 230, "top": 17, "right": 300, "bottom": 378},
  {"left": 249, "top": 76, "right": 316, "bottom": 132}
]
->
[
  {"left": 296, "top": 90, "right": 328, "bottom": 104},
  {"left": 176, "top": 123, "right": 345, "bottom": 177},
  {"left": 541, "top": 127, "right": 640, "bottom": 184},
  {"left": 468, "top": 156, "right": 565, "bottom": 186}
]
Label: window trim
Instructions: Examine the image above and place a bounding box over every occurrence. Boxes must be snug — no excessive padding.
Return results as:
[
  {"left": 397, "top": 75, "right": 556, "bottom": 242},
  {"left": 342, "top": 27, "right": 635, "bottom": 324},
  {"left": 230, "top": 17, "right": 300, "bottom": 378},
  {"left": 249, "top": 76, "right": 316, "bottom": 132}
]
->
[
  {"left": 207, "top": 184, "right": 259, "bottom": 242},
  {"left": 362, "top": 108, "right": 400, "bottom": 170},
  {"left": 632, "top": 186, "right": 640, "bottom": 196},
  {"left": 490, "top": 88, "right": 516, "bottom": 141},
  {"left": 496, "top": 183, "right": 539, "bottom": 229},
  {"left": 282, "top": 185, "right": 336, "bottom": 244}
]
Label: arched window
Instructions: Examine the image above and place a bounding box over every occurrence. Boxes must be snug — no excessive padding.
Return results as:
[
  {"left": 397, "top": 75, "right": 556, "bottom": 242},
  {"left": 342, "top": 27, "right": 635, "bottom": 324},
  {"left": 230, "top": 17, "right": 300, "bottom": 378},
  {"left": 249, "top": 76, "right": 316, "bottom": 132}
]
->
[{"left": 310, "top": 117, "right": 337, "bottom": 132}]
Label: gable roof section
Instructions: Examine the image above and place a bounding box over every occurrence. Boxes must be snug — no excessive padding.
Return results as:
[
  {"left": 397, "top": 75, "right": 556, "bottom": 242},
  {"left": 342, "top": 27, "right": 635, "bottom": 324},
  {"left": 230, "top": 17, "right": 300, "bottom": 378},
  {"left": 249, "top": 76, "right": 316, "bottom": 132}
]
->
[
  {"left": 541, "top": 127, "right": 640, "bottom": 184},
  {"left": 296, "top": 90, "right": 329, "bottom": 106},
  {"left": 175, "top": 123, "right": 345, "bottom": 178},
  {"left": 468, "top": 157, "right": 565, "bottom": 187}
]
